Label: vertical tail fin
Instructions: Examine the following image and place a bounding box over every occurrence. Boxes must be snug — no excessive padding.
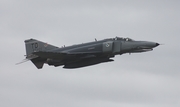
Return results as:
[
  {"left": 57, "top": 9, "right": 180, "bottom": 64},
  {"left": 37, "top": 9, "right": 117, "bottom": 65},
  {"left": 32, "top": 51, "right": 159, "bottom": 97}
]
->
[
  {"left": 24, "top": 39, "right": 58, "bottom": 56},
  {"left": 24, "top": 39, "right": 58, "bottom": 69}
]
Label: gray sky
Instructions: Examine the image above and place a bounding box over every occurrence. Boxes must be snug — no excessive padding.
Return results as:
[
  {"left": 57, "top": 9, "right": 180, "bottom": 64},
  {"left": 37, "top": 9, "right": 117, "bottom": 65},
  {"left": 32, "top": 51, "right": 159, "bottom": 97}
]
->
[{"left": 0, "top": 0, "right": 180, "bottom": 107}]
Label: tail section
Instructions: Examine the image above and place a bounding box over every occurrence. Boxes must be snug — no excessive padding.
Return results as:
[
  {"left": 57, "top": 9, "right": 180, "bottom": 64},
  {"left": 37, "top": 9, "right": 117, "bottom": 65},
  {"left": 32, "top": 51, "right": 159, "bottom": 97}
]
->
[
  {"left": 25, "top": 39, "right": 58, "bottom": 56},
  {"left": 24, "top": 38, "right": 58, "bottom": 69}
]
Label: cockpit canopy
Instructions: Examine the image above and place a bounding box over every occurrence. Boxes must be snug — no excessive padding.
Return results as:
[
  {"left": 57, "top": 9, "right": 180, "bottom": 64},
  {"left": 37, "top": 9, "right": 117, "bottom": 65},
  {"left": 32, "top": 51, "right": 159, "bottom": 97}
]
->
[{"left": 114, "top": 37, "right": 134, "bottom": 41}]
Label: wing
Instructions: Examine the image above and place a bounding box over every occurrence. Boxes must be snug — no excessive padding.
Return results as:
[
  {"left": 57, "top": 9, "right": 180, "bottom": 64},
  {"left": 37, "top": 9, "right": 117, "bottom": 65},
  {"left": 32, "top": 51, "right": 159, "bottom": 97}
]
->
[
  {"left": 33, "top": 50, "right": 102, "bottom": 60},
  {"left": 33, "top": 51, "right": 67, "bottom": 59}
]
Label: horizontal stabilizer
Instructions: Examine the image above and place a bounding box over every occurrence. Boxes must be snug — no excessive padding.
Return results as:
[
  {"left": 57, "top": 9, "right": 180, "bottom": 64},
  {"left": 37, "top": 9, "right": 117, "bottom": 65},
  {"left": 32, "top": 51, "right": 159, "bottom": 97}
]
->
[
  {"left": 16, "top": 58, "right": 30, "bottom": 65},
  {"left": 16, "top": 54, "right": 38, "bottom": 65}
]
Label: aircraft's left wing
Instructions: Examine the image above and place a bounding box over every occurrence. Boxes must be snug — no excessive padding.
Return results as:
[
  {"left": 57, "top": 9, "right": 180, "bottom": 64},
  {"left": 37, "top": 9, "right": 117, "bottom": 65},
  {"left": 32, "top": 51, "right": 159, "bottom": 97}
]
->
[
  {"left": 33, "top": 51, "right": 67, "bottom": 59},
  {"left": 33, "top": 50, "right": 102, "bottom": 59},
  {"left": 64, "top": 51, "right": 102, "bottom": 55}
]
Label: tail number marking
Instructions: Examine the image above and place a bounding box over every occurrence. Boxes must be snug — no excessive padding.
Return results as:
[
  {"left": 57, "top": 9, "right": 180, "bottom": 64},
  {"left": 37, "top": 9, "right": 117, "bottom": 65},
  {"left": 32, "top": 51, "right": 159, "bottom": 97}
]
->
[{"left": 31, "top": 43, "right": 38, "bottom": 49}]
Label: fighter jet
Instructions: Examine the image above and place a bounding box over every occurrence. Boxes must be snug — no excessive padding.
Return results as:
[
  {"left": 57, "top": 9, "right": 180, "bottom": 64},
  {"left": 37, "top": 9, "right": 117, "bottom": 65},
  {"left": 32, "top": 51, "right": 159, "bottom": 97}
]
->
[{"left": 18, "top": 37, "right": 159, "bottom": 69}]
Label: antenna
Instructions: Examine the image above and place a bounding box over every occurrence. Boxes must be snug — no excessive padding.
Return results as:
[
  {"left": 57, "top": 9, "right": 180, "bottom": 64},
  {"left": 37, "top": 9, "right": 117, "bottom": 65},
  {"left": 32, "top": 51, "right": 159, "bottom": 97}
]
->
[{"left": 95, "top": 38, "right": 97, "bottom": 41}]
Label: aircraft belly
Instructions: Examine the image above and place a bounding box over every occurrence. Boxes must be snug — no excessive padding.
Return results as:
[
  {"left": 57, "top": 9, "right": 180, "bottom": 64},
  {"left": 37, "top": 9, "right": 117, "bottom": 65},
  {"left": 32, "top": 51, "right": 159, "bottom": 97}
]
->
[{"left": 63, "top": 58, "right": 114, "bottom": 68}]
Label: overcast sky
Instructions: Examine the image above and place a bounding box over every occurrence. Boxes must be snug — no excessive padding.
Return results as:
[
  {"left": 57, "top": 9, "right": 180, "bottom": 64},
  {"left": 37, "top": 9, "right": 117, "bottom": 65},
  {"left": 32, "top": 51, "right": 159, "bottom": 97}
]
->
[{"left": 0, "top": 0, "right": 180, "bottom": 107}]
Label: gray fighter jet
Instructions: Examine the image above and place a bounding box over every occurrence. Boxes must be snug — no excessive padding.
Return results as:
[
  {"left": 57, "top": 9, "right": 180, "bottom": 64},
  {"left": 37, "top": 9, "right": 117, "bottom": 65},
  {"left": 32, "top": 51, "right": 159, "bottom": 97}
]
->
[{"left": 18, "top": 37, "right": 159, "bottom": 69}]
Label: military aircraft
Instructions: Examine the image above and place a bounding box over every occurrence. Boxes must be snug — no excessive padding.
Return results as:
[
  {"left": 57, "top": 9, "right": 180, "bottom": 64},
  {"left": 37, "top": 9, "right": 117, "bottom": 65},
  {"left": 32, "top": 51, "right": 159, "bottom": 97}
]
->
[{"left": 17, "top": 37, "right": 159, "bottom": 69}]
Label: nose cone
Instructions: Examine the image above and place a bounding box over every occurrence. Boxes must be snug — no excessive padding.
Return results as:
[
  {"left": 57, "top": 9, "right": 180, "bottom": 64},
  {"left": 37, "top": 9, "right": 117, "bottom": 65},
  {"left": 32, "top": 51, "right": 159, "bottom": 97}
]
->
[
  {"left": 120, "top": 40, "right": 159, "bottom": 54},
  {"left": 156, "top": 43, "right": 160, "bottom": 46},
  {"left": 146, "top": 42, "right": 160, "bottom": 48},
  {"left": 138, "top": 41, "right": 160, "bottom": 49}
]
